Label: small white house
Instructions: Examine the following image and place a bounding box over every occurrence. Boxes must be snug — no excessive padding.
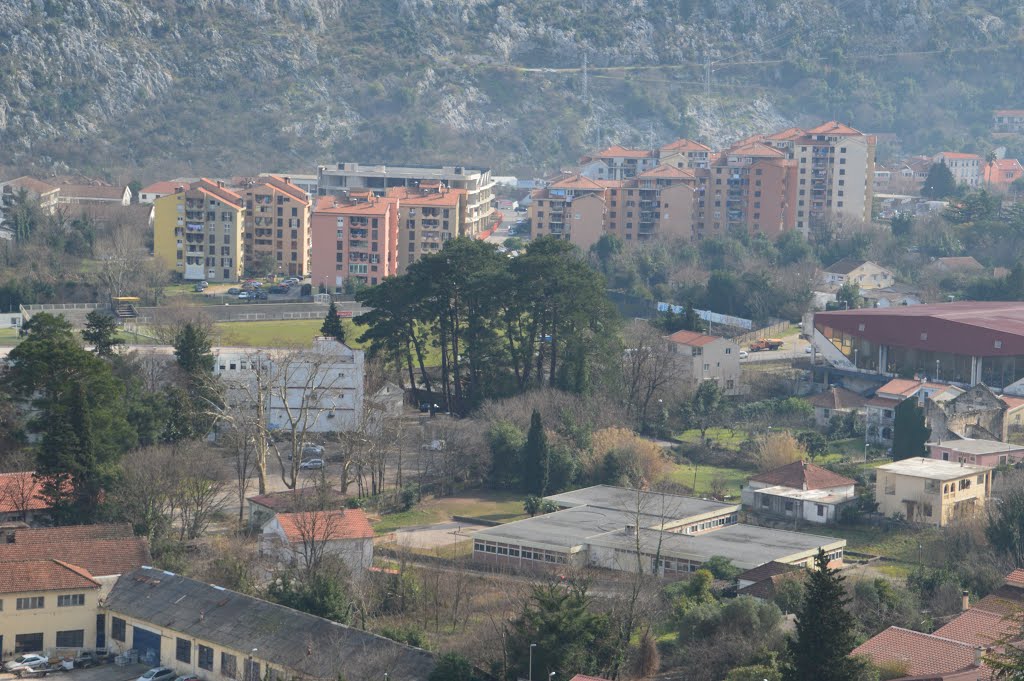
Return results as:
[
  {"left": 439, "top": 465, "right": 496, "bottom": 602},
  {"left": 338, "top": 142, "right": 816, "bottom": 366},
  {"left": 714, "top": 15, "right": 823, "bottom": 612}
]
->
[
  {"left": 742, "top": 461, "right": 858, "bottom": 524},
  {"left": 261, "top": 509, "right": 374, "bottom": 574}
]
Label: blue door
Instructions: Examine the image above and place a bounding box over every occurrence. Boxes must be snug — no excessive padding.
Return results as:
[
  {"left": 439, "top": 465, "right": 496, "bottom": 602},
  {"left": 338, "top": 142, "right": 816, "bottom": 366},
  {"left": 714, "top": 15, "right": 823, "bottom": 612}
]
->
[{"left": 132, "top": 626, "right": 161, "bottom": 666}]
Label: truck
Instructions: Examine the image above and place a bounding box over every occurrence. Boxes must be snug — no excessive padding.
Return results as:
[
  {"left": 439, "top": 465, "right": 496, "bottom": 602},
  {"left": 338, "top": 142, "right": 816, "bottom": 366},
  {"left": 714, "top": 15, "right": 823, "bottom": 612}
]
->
[{"left": 749, "top": 338, "right": 784, "bottom": 352}]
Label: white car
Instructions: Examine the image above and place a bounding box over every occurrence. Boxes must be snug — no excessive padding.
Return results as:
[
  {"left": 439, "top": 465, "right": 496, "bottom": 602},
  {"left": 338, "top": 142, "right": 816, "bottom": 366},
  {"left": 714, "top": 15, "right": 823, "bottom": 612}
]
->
[
  {"left": 301, "top": 443, "right": 325, "bottom": 456},
  {"left": 237, "top": 291, "right": 250, "bottom": 299},
  {"left": 738, "top": 350, "right": 749, "bottom": 359},
  {"left": 5, "top": 655, "right": 48, "bottom": 673},
  {"left": 300, "top": 458, "right": 324, "bottom": 470},
  {"left": 137, "top": 668, "right": 175, "bottom": 681},
  {"left": 805, "top": 345, "right": 814, "bottom": 354}
]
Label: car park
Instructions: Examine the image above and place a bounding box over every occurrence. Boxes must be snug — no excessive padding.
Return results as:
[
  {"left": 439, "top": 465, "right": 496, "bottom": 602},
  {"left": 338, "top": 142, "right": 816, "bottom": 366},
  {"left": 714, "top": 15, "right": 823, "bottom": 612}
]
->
[
  {"left": 137, "top": 667, "right": 175, "bottom": 681},
  {"left": 227, "top": 287, "right": 241, "bottom": 295},
  {"left": 302, "top": 443, "right": 324, "bottom": 456},
  {"left": 299, "top": 458, "right": 324, "bottom": 470},
  {"left": 238, "top": 291, "right": 250, "bottom": 299}
]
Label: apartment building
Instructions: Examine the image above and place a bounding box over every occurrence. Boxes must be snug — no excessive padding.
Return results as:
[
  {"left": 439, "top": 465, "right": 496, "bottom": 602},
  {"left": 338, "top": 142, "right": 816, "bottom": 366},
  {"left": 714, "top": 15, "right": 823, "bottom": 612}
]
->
[
  {"left": 153, "top": 179, "right": 245, "bottom": 282},
  {"left": 699, "top": 142, "right": 797, "bottom": 240},
  {"left": 790, "top": 122, "right": 875, "bottom": 235},
  {"left": 529, "top": 174, "right": 607, "bottom": 244},
  {"left": 608, "top": 166, "right": 698, "bottom": 243},
  {"left": 236, "top": 175, "right": 312, "bottom": 277},
  {"left": 875, "top": 458, "right": 992, "bottom": 527},
  {"left": 578, "top": 145, "right": 660, "bottom": 180},
  {"left": 389, "top": 185, "right": 463, "bottom": 272},
  {"left": 309, "top": 194, "right": 398, "bottom": 291},
  {"left": 316, "top": 163, "right": 495, "bottom": 236},
  {"left": 664, "top": 329, "right": 742, "bottom": 395},
  {"left": 659, "top": 138, "right": 712, "bottom": 169},
  {"left": 993, "top": 109, "right": 1024, "bottom": 133},
  {"left": 933, "top": 152, "right": 982, "bottom": 187}
]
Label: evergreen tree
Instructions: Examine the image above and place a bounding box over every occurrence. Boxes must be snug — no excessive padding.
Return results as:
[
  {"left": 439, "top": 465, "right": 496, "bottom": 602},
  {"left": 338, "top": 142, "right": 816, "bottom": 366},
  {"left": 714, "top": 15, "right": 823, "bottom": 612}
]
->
[
  {"left": 521, "top": 409, "right": 550, "bottom": 496},
  {"left": 921, "top": 161, "right": 957, "bottom": 199},
  {"left": 429, "top": 653, "right": 475, "bottom": 681},
  {"left": 785, "top": 549, "right": 864, "bottom": 681},
  {"left": 173, "top": 322, "right": 214, "bottom": 376},
  {"left": 172, "top": 322, "right": 219, "bottom": 437},
  {"left": 320, "top": 300, "right": 346, "bottom": 343},
  {"left": 892, "top": 396, "right": 930, "bottom": 460},
  {"left": 82, "top": 310, "right": 124, "bottom": 357}
]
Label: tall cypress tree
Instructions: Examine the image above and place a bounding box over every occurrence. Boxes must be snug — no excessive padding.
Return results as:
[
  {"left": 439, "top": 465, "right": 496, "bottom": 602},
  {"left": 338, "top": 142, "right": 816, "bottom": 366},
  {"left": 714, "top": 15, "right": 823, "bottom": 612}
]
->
[
  {"left": 522, "top": 409, "right": 550, "bottom": 496},
  {"left": 321, "top": 300, "right": 346, "bottom": 343},
  {"left": 785, "top": 550, "right": 864, "bottom": 681},
  {"left": 892, "top": 396, "right": 930, "bottom": 460}
]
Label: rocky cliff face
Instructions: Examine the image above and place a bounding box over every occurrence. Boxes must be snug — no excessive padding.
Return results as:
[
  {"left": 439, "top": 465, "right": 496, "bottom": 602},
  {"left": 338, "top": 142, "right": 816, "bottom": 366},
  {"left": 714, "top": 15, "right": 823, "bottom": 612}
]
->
[{"left": 0, "top": 0, "right": 1019, "bottom": 178}]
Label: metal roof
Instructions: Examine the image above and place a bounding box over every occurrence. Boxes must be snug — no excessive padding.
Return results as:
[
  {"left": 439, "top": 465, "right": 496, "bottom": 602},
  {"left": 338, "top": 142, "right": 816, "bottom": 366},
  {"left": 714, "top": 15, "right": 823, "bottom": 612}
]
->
[
  {"left": 815, "top": 302, "right": 1024, "bottom": 356},
  {"left": 105, "top": 568, "right": 435, "bottom": 681}
]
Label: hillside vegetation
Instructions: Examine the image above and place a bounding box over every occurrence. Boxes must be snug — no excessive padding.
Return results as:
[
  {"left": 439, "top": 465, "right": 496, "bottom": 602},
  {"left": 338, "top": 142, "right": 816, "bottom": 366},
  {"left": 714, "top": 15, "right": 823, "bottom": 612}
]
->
[{"left": 1, "top": 0, "right": 1022, "bottom": 179}]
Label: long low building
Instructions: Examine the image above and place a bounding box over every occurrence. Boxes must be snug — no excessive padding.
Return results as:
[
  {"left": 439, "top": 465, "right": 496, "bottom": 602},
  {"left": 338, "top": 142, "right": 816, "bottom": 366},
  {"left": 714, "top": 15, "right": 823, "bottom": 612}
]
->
[{"left": 471, "top": 485, "right": 845, "bottom": 576}]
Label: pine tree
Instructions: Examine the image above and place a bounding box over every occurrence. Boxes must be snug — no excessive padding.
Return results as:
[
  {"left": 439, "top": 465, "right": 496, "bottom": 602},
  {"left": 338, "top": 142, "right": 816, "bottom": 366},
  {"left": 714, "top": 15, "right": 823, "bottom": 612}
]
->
[
  {"left": 785, "top": 549, "right": 864, "bottom": 681},
  {"left": 922, "top": 161, "right": 957, "bottom": 199},
  {"left": 320, "top": 300, "right": 346, "bottom": 343},
  {"left": 82, "top": 310, "right": 124, "bottom": 357},
  {"left": 892, "top": 396, "right": 930, "bottom": 460},
  {"left": 521, "top": 409, "right": 550, "bottom": 496},
  {"left": 173, "top": 322, "right": 214, "bottom": 376}
]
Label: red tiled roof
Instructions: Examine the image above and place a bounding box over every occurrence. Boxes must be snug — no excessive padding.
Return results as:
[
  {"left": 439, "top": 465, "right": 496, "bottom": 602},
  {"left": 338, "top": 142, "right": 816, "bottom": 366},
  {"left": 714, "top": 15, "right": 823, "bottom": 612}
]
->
[
  {"left": 261, "top": 175, "right": 310, "bottom": 204},
  {"left": 974, "top": 584, "right": 1024, "bottom": 616},
  {"left": 0, "top": 472, "right": 50, "bottom": 514},
  {"left": 851, "top": 627, "right": 982, "bottom": 676},
  {"left": 664, "top": 329, "right": 722, "bottom": 347},
  {"left": 58, "top": 183, "right": 128, "bottom": 200},
  {"left": 808, "top": 387, "right": 867, "bottom": 410},
  {"left": 933, "top": 608, "right": 1021, "bottom": 647},
  {"left": 569, "top": 675, "right": 612, "bottom": 681},
  {"left": 728, "top": 142, "right": 786, "bottom": 157},
  {"left": 737, "top": 572, "right": 803, "bottom": 600},
  {"left": 0, "top": 524, "right": 150, "bottom": 577},
  {"left": 937, "top": 152, "right": 982, "bottom": 161},
  {"left": 588, "top": 145, "right": 656, "bottom": 159},
  {"left": 549, "top": 174, "right": 605, "bottom": 190},
  {"left": 313, "top": 195, "right": 393, "bottom": 215},
  {"left": 660, "top": 139, "right": 711, "bottom": 153},
  {"left": 3, "top": 176, "right": 59, "bottom": 195},
  {"left": 749, "top": 460, "right": 856, "bottom": 490},
  {"left": 1001, "top": 396, "right": 1024, "bottom": 412},
  {"left": 766, "top": 127, "right": 806, "bottom": 141},
  {"left": 387, "top": 186, "right": 464, "bottom": 206},
  {"left": 0, "top": 559, "right": 100, "bottom": 594},
  {"left": 140, "top": 180, "right": 183, "bottom": 195},
  {"left": 193, "top": 178, "right": 243, "bottom": 208},
  {"left": 736, "top": 561, "right": 798, "bottom": 583},
  {"left": 638, "top": 164, "right": 695, "bottom": 179},
  {"left": 1005, "top": 570, "right": 1024, "bottom": 589},
  {"left": 877, "top": 378, "right": 950, "bottom": 398},
  {"left": 806, "top": 121, "right": 863, "bottom": 136},
  {"left": 996, "top": 110, "right": 1024, "bottom": 117},
  {"left": 272, "top": 509, "right": 374, "bottom": 543},
  {"left": 248, "top": 487, "right": 347, "bottom": 512}
]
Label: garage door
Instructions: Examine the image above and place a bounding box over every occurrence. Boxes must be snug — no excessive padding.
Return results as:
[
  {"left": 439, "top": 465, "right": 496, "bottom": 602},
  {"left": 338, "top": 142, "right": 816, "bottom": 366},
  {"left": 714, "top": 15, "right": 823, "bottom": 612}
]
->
[{"left": 132, "top": 626, "right": 161, "bottom": 666}]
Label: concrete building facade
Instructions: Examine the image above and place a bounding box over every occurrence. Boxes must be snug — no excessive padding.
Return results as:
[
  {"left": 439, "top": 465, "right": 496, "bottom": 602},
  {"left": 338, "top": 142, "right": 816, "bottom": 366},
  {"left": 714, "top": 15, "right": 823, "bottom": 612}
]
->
[
  {"left": 309, "top": 194, "right": 398, "bottom": 291},
  {"left": 875, "top": 458, "right": 992, "bottom": 526},
  {"left": 390, "top": 186, "right": 463, "bottom": 272},
  {"left": 933, "top": 152, "right": 983, "bottom": 187},
  {"left": 237, "top": 175, "right": 312, "bottom": 278},
  {"left": 664, "top": 329, "right": 742, "bottom": 395},
  {"left": 153, "top": 179, "right": 245, "bottom": 282}
]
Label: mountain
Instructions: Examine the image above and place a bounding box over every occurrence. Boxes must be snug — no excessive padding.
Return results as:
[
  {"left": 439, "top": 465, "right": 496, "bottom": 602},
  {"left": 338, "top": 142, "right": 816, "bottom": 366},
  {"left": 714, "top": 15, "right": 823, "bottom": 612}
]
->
[{"left": 1, "top": 0, "right": 1022, "bottom": 180}]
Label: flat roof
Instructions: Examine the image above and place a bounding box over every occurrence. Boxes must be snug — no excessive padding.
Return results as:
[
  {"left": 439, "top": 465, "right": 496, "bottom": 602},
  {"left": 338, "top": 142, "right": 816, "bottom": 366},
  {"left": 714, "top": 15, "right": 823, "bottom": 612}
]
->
[
  {"left": 815, "top": 302, "right": 1024, "bottom": 357},
  {"left": 929, "top": 439, "right": 1024, "bottom": 455},
  {"left": 877, "top": 457, "right": 993, "bottom": 480},
  {"left": 752, "top": 485, "right": 852, "bottom": 504},
  {"left": 545, "top": 484, "right": 738, "bottom": 517}
]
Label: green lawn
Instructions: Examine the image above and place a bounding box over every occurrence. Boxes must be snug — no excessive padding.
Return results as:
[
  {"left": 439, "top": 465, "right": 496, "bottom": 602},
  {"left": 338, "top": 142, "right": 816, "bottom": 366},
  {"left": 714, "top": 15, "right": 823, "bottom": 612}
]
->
[
  {"left": 0, "top": 328, "right": 21, "bottom": 346},
  {"left": 371, "top": 491, "right": 528, "bottom": 535},
  {"left": 215, "top": 319, "right": 367, "bottom": 347},
  {"left": 827, "top": 437, "right": 870, "bottom": 459},
  {"left": 666, "top": 463, "right": 749, "bottom": 498},
  {"left": 675, "top": 427, "right": 748, "bottom": 451}
]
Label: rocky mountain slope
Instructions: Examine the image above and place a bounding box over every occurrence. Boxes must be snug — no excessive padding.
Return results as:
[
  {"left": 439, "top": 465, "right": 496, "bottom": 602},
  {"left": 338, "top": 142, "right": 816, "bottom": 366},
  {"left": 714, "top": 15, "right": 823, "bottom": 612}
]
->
[{"left": 1, "top": 0, "right": 1021, "bottom": 179}]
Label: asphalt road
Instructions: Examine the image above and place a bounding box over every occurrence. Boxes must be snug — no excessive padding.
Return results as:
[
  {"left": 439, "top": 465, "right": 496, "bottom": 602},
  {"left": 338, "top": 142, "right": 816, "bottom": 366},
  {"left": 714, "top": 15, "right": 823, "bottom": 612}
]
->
[{"left": 740, "top": 335, "right": 813, "bottom": 363}]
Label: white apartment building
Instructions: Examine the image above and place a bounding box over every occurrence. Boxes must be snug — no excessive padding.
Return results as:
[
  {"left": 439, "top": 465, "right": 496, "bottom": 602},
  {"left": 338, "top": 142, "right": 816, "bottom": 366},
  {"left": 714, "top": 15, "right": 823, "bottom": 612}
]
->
[
  {"left": 214, "top": 338, "right": 365, "bottom": 433},
  {"left": 664, "top": 329, "right": 742, "bottom": 395},
  {"left": 316, "top": 163, "right": 496, "bottom": 235},
  {"left": 933, "top": 152, "right": 983, "bottom": 187}
]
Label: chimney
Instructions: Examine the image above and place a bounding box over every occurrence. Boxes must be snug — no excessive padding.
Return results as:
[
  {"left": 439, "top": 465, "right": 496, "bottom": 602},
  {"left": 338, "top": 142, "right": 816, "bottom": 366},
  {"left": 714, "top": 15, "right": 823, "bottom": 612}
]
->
[
  {"left": 284, "top": 176, "right": 291, "bottom": 185},
  {"left": 962, "top": 590, "right": 970, "bottom": 612},
  {"left": 974, "top": 647, "right": 984, "bottom": 667},
  {"left": 175, "top": 185, "right": 185, "bottom": 193},
  {"left": 217, "top": 180, "right": 224, "bottom": 188},
  {"left": 625, "top": 525, "right": 636, "bottom": 536}
]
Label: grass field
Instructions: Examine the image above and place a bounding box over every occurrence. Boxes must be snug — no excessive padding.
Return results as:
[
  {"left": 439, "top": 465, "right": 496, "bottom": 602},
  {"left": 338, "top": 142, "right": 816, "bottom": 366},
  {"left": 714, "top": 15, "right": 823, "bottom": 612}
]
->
[
  {"left": 0, "top": 328, "right": 21, "bottom": 346},
  {"left": 214, "top": 319, "right": 367, "bottom": 347},
  {"left": 676, "top": 427, "right": 749, "bottom": 450},
  {"left": 665, "top": 462, "right": 749, "bottom": 498},
  {"left": 371, "top": 491, "right": 528, "bottom": 535}
]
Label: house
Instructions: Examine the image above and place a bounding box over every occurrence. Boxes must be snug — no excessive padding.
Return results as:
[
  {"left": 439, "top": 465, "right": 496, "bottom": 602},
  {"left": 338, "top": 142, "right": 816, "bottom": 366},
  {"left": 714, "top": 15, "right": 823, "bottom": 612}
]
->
[
  {"left": 984, "top": 159, "right": 1024, "bottom": 193},
  {"left": 858, "top": 284, "right": 923, "bottom": 308},
  {"left": 821, "top": 258, "right": 895, "bottom": 290},
  {"left": 57, "top": 183, "right": 131, "bottom": 206},
  {"left": 471, "top": 485, "right": 846, "bottom": 575},
  {"left": 927, "top": 439, "right": 1024, "bottom": 467},
  {"left": 874, "top": 458, "right": 992, "bottom": 526},
  {"left": 246, "top": 487, "right": 348, "bottom": 531},
  {"left": 260, "top": 509, "right": 374, "bottom": 573},
  {"left": 742, "top": 461, "right": 858, "bottom": 524},
  {"left": 933, "top": 153, "right": 983, "bottom": 187},
  {"left": 367, "top": 381, "right": 405, "bottom": 433},
  {"left": 664, "top": 330, "right": 742, "bottom": 395},
  {"left": 854, "top": 569, "right": 1024, "bottom": 678},
  {"left": 735, "top": 562, "right": 804, "bottom": 603},
  {"left": 0, "top": 472, "right": 50, "bottom": 525},
  {"left": 138, "top": 180, "right": 195, "bottom": 204},
  {"left": 1002, "top": 394, "right": 1024, "bottom": 436},
  {"left": 808, "top": 387, "right": 867, "bottom": 427},
  {"left": 1, "top": 177, "right": 60, "bottom": 218},
  {"left": 864, "top": 379, "right": 964, "bottom": 447},
  {"left": 0, "top": 559, "right": 103, "bottom": 657},
  {"left": 102, "top": 566, "right": 436, "bottom": 679},
  {"left": 927, "top": 256, "right": 985, "bottom": 276},
  {"left": 994, "top": 109, "right": 1024, "bottom": 133},
  {"left": 927, "top": 383, "right": 1011, "bottom": 442}
]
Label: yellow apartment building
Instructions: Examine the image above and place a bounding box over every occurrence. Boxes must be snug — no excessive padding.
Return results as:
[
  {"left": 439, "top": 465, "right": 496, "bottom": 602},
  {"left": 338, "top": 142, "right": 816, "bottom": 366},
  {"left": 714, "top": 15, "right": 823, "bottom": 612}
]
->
[
  {"left": 390, "top": 186, "right": 464, "bottom": 272},
  {"left": 874, "top": 457, "right": 992, "bottom": 527},
  {"left": 236, "top": 175, "right": 311, "bottom": 278},
  {"left": 154, "top": 179, "right": 245, "bottom": 283},
  {"left": 0, "top": 560, "right": 102, "bottom": 658}
]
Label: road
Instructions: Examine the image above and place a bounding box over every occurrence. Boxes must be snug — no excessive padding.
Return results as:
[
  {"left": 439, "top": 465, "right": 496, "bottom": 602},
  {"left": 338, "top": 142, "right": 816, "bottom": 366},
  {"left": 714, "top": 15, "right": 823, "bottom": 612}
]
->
[
  {"left": 485, "top": 214, "right": 527, "bottom": 245},
  {"left": 740, "top": 335, "right": 813, "bottom": 363}
]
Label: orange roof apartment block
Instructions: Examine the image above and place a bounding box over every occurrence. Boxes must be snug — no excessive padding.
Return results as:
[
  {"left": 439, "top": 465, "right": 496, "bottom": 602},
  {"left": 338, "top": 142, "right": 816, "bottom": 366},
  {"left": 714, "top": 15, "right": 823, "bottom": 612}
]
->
[
  {"left": 389, "top": 185, "right": 464, "bottom": 273},
  {"left": 310, "top": 194, "right": 399, "bottom": 292},
  {"left": 236, "top": 174, "right": 313, "bottom": 277},
  {"left": 984, "top": 158, "right": 1024, "bottom": 192}
]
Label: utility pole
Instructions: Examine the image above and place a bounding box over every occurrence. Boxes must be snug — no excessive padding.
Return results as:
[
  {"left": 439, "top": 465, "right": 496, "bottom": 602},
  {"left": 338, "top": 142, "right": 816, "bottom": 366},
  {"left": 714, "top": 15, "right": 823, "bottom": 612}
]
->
[
  {"left": 704, "top": 52, "right": 711, "bottom": 100},
  {"left": 581, "top": 51, "right": 589, "bottom": 101}
]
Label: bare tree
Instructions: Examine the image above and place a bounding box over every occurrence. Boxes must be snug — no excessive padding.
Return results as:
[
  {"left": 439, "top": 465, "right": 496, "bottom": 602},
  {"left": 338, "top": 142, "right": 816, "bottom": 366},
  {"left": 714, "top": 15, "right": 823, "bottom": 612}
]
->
[
  {"left": 174, "top": 445, "right": 230, "bottom": 541},
  {"left": 149, "top": 300, "right": 213, "bottom": 344},
  {"left": 223, "top": 427, "right": 258, "bottom": 527},
  {"left": 114, "top": 446, "right": 182, "bottom": 542},
  {"left": 94, "top": 220, "right": 145, "bottom": 300},
  {"left": 621, "top": 320, "right": 685, "bottom": 432}
]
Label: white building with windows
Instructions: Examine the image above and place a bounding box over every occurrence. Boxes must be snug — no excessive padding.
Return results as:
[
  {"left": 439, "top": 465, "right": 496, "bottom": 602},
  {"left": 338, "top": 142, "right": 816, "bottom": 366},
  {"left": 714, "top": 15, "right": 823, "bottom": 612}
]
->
[{"left": 664, "top": 330, "right": 742, "bottom": 395}]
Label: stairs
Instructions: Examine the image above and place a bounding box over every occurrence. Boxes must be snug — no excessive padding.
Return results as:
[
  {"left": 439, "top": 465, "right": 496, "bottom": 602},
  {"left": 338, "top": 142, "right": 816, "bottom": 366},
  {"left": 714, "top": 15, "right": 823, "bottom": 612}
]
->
[{"left": 114, "top": 301, "right": 138, "bottom": 319}]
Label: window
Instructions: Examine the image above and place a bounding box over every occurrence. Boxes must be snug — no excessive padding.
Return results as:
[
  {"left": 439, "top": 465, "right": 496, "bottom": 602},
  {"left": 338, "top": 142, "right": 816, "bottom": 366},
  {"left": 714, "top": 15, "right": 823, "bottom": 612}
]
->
[
  {"left": 15, "top": 633, "right": 43, "bottom": 653},
  {"left": 17, "top": 596, "right": 44, "bottom": 610},
  {"left": 784, "top": 500, "right": 794, "bottom": 511},
  {"left": 884, "top": 478, "right": 896, "bottom": 495},
  {"left": 58, "top": 594, "right": 85, "bottom": 607},
  {"left": 112, "top": 617, "right": 126, "bottom": 642},
  {"left": 57, "top": 630, "right": 85, "bottom": 648},
  {"left": 725, "top": 348, "right": 731, "bottom": 354},
  {"left": 176, "top": 638, "right": 191, "bottom": 663},
  {"left": 923, "top": 502, "right": 933, "bottom": 517},
  {"left": 817, "top": 504, "right": 825, "bottom": 517},
  {"left": 222, "top": 653, "right": 238, "bottom": 679}
]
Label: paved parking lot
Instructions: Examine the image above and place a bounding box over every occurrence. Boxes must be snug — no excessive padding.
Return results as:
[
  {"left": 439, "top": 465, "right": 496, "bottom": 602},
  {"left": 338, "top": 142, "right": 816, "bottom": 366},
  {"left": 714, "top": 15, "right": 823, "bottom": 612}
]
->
[
  {"left": 392, "top": 520, "right": 488, "bottom": 549},
  {"left": 0, "top": 663, "right": 149, "bottom": 681}
]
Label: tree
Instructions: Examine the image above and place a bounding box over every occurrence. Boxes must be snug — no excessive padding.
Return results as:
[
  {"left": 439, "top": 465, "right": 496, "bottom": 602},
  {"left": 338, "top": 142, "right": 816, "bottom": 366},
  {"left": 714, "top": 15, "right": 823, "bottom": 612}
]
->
[
  {"left": 755, "top": 432, "right": 806, "bottom": 472},
  {"left": 487, "top": 421, "right": 525, "bottom": 489},
  {"left": 921, "top": 161, "right": 957, "bottom": 199},
  {"left": 245, "top": 251, "right": 276, "bottom": 278},
  {"left": 506, "top": 579, "right": 616, "bottom": 681},
  {"left": 686, "top": 380, "right": 723, "bottom": 441},
  {"left": 890, "top": 213, "right": 913, "bottom": 239},
  {"left": 522, "top": 409, "right": 550, "bottom": 496},
  {"left": 797, "top": 432, "right": 828, "bottom": 461},
  {"left": 268, "top": 569, "right": 351, "bottom": 623},
  {"left": 985, "top": 484, "right": 1024, "bottom": 566},
  {"left": 430, "top": 653, "right": 475, "bottom": 681},
  {"left": 621, "top": 320, "right": 684, "bottom": 433},
  {"left": 835, "top": 281, "right": 861, "bottom": 310},
  {"left": 785, "top": 549, "right": 865, "bottom": 681},
  {"left": 173, "top": 322, "right": 214, "bottom": 376},
  {"left": 320, "top": 300, "right": 346, "bottom": 343},
  {"left": 892, "top": 396, "right": 930, "bottom": 460},
  {"left": 82, "top": 310, "right": 124, "bottom": 357}
]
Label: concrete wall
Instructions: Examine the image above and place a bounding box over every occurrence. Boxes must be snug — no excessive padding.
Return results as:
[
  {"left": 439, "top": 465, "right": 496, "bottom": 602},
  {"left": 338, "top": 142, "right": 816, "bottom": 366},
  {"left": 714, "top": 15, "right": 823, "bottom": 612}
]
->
[
  {"left": 0, "top": 587, "right": 101, "bottom": 659},
  {"left": 260, "top": 518, "right": 373, "bottom": 574},
  {"left": 875, "top": 470, "right": 991, "bottom": 527}
]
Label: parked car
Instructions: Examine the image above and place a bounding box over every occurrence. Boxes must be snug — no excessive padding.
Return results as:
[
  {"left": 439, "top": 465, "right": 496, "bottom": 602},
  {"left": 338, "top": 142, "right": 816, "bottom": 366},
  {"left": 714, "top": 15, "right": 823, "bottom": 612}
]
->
[
  {"left": 254, "top": 291, "right": 268, "bottom": 300},
  {"left": 805, "top": 345, "right": 814, "bottom": 354},
  {"left": 73, "top": 651, "right": 99, "bottom": 668},
  {"left": 269, "top": 285, "right": 289, "bottom": 294},
  {"left": 137, "top": 668, "right": 175, "bottom": 681},
  {"left": 302, "top": 444, "right": 324, "bottom": 456},
  {"left": 172, "top": 676, "right": 200, "bottom": 681},
  {"left": 299, "top": 458, "right": 324, "bottom": 470},
  {"left": 227, "top": 287, "right": 241, "bottom": 295},
  {"left": 5, "top": 655, "right": 48, "bottom": 674},
  {"left": 238, "top": 291, "right": 250, "bottom": 299},
  {"left": 738, "top": 350, "right": 749, "bottom": 359}
]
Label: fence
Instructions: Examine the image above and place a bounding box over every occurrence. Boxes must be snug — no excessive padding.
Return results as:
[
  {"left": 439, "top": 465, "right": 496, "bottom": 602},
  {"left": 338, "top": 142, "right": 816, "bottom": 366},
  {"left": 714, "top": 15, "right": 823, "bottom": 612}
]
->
[
  {"left": 134, "top": 302, "right": 368, "bottom": 325},
  {"left": 731, "top": 320, "right": 791, "bottom": 347}
]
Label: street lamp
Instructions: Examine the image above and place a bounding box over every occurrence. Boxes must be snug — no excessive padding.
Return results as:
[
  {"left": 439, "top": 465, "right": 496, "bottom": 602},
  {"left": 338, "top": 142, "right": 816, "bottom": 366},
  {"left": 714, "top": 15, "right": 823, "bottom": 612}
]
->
[
  {"left": 529, "top": 643, "right": 537, "bottom": 681},
  {"left": 864, "top": 443, "right": 870, "bottom": 462},
  {"left": 936, "top": 359, "right": 941, "bottom": 381},
  {"left": 250, "top": 649, "right": 258, "bottom": 681}
]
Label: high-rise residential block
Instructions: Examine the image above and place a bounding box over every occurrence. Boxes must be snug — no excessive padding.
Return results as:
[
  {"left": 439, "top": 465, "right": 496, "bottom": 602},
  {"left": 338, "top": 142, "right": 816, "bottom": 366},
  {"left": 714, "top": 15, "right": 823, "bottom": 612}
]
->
[
  {"left": 309, "top": 194, "right": 399, "bottom": 292},
  {"left": 236, "top": 174, "right": 312, "bottom": 278},
  {"left": 389, "top": 185, "right": 464, "bottom": 273},
  {"left": 153, "top": 178, "right": 245, "bottom": 282},
  {"left": 316, "top": 163, "right": 495, "bottom": 236}
]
